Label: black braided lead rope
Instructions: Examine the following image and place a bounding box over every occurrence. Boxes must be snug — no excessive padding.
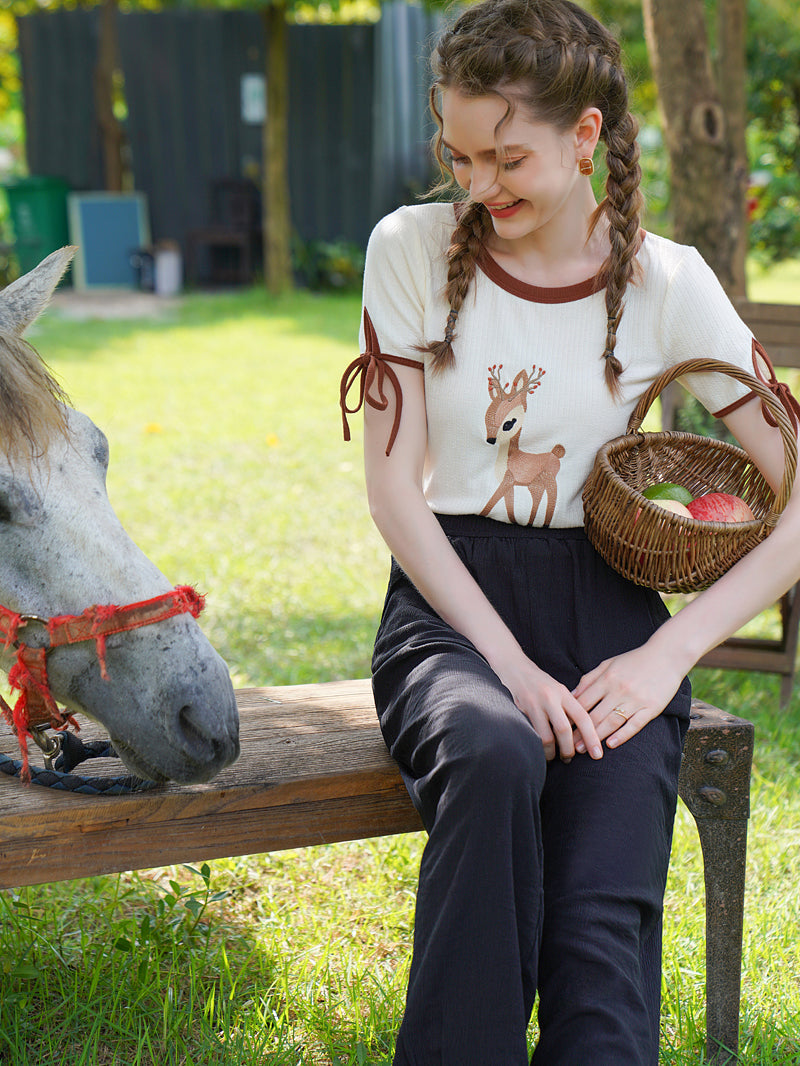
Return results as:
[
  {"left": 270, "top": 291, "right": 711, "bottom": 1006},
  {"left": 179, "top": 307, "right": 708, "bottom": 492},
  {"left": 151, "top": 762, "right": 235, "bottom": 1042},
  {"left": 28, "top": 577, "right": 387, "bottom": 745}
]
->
[{"left": 0, "top": 731, "right": 158, "bottom": 795}]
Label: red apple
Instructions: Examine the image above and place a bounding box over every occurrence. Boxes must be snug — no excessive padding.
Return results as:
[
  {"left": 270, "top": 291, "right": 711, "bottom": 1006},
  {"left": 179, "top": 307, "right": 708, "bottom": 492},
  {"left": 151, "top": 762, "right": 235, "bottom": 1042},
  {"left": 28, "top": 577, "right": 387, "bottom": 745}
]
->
[{"left": 686, "top": 492, "right": 755, "bottom": 523}]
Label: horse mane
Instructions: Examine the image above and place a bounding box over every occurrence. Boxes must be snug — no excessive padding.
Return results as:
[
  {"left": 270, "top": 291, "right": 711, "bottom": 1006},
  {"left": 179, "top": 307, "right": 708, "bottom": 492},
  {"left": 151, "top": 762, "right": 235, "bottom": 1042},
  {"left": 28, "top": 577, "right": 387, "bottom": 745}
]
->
[{"left": 0, "top": 330, "right": 70, "bottom": 466}]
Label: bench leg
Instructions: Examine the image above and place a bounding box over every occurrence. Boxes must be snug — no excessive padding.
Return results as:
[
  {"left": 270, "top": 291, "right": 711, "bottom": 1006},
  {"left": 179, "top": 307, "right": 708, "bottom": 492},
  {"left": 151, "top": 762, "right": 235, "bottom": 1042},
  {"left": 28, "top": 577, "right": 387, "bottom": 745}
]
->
[
  {"left": 678, "top": 700, "right": 754, "bottom": 1066},
  {"left": 693, "top": 815, "right": 748, "bottom": 1064}
]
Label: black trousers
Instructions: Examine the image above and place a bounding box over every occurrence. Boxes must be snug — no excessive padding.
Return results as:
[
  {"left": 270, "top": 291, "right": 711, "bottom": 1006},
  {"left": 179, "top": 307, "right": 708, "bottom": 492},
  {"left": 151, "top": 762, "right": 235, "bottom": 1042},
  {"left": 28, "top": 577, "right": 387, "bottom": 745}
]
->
[{"left": 372, "top": 516, "right": 691, "bottom": 1066}]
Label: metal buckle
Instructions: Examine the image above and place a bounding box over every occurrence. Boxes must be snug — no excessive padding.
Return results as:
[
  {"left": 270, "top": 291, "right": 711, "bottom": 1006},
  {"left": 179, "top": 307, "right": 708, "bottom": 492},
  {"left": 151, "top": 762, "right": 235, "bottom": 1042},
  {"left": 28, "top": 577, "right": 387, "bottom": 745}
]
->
[{"left": 29, "top": 725, "right": 63, "bottom": 771}]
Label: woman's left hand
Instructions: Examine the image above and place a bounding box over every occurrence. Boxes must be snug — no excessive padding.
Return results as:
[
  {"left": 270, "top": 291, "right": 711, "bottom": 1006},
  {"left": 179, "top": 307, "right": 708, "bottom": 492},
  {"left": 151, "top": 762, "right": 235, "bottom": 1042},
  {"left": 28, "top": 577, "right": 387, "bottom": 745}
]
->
[{"left": 571, "top": 641, "right": 686, "bottom": 751}]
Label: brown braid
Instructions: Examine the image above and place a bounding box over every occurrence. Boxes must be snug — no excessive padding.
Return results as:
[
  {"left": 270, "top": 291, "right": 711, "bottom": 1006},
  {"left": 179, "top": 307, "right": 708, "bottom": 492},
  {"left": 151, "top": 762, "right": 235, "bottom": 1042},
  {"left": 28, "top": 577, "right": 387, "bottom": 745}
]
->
[
  {"left": 421, "top": 0, "right": 644, "bottom": 396},
  {"left": 419, "top": 201, "right": 495, "bottom": 373}
]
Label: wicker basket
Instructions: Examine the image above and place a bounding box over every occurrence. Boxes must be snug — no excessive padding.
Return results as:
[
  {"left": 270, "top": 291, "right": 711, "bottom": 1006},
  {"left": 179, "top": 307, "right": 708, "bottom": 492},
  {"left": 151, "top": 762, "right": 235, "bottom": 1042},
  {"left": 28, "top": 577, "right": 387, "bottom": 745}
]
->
[{"left": 582, "top": 358, "right": 798, "bottom": 593}]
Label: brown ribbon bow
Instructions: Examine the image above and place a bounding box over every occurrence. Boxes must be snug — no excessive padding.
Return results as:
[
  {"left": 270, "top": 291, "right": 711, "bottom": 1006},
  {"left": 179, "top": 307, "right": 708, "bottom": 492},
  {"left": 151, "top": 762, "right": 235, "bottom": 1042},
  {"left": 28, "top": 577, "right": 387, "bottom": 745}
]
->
[
  {"left": 753, "top": 341, "right": 800, "bottom": 432},
  {"left": 339, "top": 308, "right": 423, "bottom": 456}
]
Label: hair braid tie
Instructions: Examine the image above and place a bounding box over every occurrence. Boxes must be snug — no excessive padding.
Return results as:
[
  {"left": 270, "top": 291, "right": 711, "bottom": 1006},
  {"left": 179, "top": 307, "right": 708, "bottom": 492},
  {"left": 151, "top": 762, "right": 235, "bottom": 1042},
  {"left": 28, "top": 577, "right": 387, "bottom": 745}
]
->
[{"left": 444, "top": 309, "right": 459, "bottom": 344}]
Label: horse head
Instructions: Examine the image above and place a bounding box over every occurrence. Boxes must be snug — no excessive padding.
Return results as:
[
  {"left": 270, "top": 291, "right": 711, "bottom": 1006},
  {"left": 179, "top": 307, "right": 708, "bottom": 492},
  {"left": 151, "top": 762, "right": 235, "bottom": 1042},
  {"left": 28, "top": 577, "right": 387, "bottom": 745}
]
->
[{"left": 0, "top": 248, "right": 239, "bottom": 784}]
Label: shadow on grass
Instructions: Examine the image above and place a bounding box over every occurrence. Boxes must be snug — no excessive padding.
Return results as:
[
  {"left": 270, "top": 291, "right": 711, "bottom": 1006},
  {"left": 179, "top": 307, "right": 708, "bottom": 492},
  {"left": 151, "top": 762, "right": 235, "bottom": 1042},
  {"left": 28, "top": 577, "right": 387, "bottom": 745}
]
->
[
  {"left": 0, "top": 866, "right": 299, "bottom": 1066},
  {"left": 29, "top": 287, "right": 362, "bottom": 366}
]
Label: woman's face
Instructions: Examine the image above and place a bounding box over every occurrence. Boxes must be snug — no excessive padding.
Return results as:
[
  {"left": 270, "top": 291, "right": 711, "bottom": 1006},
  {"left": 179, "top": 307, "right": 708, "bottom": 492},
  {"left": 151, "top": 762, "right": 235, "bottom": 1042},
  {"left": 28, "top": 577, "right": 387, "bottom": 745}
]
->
[{"left": 440, "top": 89, "right": 594, "bottom": 247}]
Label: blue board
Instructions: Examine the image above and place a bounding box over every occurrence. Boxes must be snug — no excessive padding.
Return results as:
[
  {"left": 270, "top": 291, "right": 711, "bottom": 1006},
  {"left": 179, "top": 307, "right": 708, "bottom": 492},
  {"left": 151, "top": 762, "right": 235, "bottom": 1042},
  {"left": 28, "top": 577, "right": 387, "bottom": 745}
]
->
[{"left": 68, "top": 192, "right": 150, "bottom": 289}]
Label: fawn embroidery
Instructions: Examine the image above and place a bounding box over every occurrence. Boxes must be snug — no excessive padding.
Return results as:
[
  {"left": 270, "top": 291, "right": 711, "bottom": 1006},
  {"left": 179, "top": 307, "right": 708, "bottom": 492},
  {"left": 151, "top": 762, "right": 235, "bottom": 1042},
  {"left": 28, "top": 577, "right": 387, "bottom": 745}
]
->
[{"left": 480, "top": 364, "right": 566, "bottom": 526}]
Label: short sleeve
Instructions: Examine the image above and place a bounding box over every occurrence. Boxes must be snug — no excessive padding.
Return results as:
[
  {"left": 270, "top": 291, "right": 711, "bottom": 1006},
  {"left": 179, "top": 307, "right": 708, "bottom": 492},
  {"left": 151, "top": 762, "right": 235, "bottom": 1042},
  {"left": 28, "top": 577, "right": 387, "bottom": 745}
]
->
[
  {"left": 339, "top": 207, "right": 427, "bottom": 456},
  {"left": 660, "top": 247, "right": 756, "bottom": 416},
  {"left": 359, "top": 207, "right": 428, "bottom": 359}
]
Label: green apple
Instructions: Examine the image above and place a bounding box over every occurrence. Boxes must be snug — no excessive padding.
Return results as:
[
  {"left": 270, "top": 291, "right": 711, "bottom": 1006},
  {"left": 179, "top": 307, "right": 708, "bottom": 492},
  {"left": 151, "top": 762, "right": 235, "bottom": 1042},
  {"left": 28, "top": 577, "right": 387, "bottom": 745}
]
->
[{"left": 642, "top": 481, "right": 694, "bottom": 506}]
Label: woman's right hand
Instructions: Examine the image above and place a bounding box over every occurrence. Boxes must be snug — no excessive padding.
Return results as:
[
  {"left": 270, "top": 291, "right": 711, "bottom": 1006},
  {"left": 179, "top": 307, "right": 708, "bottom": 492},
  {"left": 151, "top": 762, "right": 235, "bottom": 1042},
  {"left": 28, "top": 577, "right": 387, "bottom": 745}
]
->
[{"left": 496, "top": 654, "right": 604, "bottom": 762}]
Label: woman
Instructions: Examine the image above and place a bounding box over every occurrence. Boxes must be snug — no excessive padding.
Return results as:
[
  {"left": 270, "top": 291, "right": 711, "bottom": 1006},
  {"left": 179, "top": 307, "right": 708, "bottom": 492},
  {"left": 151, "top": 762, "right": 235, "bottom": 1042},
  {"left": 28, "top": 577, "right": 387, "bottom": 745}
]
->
[{"left": 339, "top": 1, "right": 800, "bottom": 1062}]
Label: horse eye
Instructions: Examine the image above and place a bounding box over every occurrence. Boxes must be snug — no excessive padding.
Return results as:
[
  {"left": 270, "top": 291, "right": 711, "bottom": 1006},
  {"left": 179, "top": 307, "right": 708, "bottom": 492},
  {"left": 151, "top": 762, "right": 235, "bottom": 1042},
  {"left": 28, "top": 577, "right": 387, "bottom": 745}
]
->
[
  {"left": 93, "top": 431, "right": 110, "bottom": 470},
  {"left": 0, "top": 493, "right": 11, "bottom": 523}
]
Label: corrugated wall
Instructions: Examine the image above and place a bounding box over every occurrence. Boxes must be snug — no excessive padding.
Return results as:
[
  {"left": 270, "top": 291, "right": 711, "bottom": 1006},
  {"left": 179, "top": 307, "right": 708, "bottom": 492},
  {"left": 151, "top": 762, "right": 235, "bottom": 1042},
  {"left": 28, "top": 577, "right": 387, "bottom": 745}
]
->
[
  {"left": 17, "top": 4, "right": 441, "bottom": 258},
  {"left": 118, "top": 10, "right": 268, "bottom": 252},
  {"left": 17, "top": 9, "right": 104, "bottom": 192}
]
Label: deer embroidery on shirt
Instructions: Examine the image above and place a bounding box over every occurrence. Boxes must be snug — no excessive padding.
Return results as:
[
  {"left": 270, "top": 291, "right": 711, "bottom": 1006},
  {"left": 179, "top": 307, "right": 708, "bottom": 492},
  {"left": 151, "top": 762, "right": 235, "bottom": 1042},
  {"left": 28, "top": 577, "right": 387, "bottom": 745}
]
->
[{"left": 480, "top": 364, "right": 565, "bottom": 526}]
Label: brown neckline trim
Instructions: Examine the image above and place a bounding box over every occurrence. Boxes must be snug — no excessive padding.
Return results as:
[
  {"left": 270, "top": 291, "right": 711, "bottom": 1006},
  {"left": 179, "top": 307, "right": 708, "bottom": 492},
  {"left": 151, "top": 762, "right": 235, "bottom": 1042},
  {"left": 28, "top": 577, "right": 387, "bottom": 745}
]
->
[
  {"left": 471, "top": 226, "right": 648, "bottom": 304},
  {"left": 477, "top": 250, "right": 606, "bottom": 303}
]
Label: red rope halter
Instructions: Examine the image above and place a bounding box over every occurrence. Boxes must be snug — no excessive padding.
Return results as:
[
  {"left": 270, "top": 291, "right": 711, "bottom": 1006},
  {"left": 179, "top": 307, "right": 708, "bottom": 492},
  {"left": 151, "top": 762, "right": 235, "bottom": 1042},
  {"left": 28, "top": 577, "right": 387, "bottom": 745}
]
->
[{"left": 0, "top": 585, "right": 205, "bottom": 782}]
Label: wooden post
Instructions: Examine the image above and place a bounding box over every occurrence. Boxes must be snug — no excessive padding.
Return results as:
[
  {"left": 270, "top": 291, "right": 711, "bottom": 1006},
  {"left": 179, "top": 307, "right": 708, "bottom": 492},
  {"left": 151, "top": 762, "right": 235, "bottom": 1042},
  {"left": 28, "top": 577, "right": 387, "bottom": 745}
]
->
[
  {"left": 262, "top": 2, "right": 293, "bottom": 293},
  {"left": 94, "top": 0, "right": 126, "bottom": 194}
]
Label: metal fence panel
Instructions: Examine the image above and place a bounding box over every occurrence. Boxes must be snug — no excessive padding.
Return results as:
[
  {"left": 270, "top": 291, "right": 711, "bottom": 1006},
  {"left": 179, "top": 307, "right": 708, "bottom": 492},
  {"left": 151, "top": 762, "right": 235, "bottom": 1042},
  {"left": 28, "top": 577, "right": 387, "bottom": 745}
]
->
[{"left": 17, "top": 10, "right": 104, "bottom": 192}]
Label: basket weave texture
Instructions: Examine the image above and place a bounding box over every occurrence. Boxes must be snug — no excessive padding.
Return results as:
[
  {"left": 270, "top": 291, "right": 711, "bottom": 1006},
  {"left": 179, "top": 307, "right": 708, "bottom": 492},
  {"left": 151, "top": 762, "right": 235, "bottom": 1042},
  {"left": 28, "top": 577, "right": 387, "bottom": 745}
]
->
[{"left": 582, "top": 358, "right": 798, "bottom": 593}]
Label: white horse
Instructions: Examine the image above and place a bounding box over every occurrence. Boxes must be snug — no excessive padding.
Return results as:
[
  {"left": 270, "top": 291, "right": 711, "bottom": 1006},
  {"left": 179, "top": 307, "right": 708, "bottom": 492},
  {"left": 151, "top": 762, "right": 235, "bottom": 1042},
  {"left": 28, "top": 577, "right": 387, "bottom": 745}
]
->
[{"left": 0, "top": 248, "right": 239, "bottom": 784}]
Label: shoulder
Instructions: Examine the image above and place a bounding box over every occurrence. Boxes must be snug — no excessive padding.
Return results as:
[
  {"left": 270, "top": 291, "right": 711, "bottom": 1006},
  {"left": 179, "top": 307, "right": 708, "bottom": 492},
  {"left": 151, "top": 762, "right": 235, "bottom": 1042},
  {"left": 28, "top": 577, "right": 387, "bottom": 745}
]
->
[
  {"left": 368, "top": 202, "right": 457, "bottom": 261},
  {"left": 637, "top": 231, "right": 710, "bottom": 290}
]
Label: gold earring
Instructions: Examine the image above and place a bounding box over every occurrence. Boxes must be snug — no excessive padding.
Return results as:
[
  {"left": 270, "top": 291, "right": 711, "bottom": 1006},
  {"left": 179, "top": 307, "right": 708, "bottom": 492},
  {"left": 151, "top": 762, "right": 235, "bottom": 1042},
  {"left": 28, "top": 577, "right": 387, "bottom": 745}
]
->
[{"left": 578, "top": 157, "right": 595, "bottom": 177}]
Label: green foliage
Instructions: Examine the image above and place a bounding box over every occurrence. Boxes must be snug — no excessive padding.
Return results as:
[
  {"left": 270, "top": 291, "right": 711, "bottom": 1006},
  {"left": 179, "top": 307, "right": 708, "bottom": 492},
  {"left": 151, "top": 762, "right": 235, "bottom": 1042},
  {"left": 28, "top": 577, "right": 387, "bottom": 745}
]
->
[
  {"left": 292, "top": 236, "right": 366, "bottom": 291},
  {"left": 746, "top": 0, "right": 800, "bottom": 265}
]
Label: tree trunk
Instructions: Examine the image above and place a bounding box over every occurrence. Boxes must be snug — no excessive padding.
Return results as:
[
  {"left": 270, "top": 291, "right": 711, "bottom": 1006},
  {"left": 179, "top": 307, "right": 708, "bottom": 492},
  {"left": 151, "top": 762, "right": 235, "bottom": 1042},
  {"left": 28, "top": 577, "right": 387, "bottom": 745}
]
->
[
  {"left": 94, "top": 0, "right": 126, "bottom": 193},
  {"left": 263, "top": 3, "right": 293, "bottom": 293},
  {"left": 642, "top": 0, "right": 746, "bottom": 298},
  {"left": 717, "top": 0, "right": 749, "bottom": 298}
]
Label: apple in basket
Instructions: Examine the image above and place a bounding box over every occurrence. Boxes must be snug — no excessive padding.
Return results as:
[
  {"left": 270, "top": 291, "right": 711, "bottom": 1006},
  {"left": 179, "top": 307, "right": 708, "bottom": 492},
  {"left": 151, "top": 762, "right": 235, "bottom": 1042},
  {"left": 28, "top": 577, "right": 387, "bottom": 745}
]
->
[
  {"left": 648, "top": 498, "right": 693, "bottom": 518},
  {"left": 686, "top": 492, "right": 755, "bottom": 523},
  {"left": 634, "top": 483, "right": 693, "bottom": 524}
]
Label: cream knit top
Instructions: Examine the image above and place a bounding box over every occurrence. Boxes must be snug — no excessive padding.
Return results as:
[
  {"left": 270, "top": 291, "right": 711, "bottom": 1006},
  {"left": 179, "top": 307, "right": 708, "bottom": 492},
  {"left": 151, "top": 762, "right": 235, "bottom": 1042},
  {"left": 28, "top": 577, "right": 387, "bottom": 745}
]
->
[{"left": 346, "top": 202, "right": 770, "bottom": 529}]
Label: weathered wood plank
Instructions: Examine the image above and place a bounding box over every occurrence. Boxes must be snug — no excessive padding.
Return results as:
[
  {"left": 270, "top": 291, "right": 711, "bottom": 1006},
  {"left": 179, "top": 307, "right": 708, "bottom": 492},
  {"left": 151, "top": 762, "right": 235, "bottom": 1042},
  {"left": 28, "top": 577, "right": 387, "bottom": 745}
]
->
[
  {"left": 735, "top": 301, "right": 800, "bottom": 368},
  {"left": 0, "top": 680, "right": 423, "bottom": 889}
]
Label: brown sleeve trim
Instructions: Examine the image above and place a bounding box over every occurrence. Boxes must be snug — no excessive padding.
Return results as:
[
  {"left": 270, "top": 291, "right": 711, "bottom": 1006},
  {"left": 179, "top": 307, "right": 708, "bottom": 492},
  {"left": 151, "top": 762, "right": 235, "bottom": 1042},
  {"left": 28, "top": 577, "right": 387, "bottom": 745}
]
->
[
  {"left": 340, "top": 307, "right": 424, "bottom": 456},
  {"left": 713, "top": 339, "right": 800, "bottom": 429},
  {"left": 713, "top": 391, "right": 757, "bottom": 419}
]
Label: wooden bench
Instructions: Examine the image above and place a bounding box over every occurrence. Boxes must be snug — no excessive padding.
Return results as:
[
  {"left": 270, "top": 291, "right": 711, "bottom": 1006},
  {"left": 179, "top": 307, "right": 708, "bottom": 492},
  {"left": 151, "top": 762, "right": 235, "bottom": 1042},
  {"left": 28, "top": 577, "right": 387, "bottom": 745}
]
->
[
  {"left": 0, "top": 679, "right": 752, "bottom": 1065},
  {"left": 662, "top": 301, "right": 800, "bottom": 705}
]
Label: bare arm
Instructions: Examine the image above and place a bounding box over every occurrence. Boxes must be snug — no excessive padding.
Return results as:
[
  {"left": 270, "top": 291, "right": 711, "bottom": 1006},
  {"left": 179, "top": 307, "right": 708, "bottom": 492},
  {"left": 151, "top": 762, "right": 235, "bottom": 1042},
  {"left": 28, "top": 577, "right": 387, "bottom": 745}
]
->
[
  {"left": 573, "top": 398, "right": 800, "bottom": 747},
  {"left": 364, "top": 360, "right": 603, "bottom": 761}
]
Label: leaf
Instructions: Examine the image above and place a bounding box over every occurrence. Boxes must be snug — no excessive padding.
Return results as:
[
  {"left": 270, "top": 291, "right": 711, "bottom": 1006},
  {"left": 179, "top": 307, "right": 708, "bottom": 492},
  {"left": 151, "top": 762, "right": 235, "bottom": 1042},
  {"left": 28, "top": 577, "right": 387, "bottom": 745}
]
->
[
  {"left": 114, "top": 937, "right": 133, "bottom": 952},
  {"left": 184, "top": 898, "right": 203, "bottom": 919}
]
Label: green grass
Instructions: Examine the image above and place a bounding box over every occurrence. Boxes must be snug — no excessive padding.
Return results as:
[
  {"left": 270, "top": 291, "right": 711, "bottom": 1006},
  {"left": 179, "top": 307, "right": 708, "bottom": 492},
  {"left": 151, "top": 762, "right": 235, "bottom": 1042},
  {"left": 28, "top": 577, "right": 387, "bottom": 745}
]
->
[
  {"left": 748, "top": 257, "right": 800, "bottom": 305},
  {"left": 2, "top": 267, "right": 800, "bottom": 1065}
]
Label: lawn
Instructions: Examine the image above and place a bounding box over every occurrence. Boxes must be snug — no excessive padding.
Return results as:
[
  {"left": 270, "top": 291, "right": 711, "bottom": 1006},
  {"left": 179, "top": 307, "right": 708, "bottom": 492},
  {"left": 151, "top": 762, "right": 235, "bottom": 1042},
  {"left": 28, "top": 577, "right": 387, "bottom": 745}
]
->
[{"left": 2, "top": 265, "right": 800, "bottom": 1065}]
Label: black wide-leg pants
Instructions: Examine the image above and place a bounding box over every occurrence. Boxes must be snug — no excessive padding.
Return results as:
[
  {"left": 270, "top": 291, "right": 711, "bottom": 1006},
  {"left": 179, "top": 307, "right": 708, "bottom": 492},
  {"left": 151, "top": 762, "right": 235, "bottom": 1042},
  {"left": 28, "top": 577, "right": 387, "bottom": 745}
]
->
[{"left": 372, "top": 516, "right": 690, "bottom": 1066}]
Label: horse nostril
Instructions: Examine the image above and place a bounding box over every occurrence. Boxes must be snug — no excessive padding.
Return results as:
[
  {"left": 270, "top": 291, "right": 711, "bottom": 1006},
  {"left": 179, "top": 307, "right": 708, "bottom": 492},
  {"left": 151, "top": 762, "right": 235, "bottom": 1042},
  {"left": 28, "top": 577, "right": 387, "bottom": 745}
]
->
[{"left": 176, "top": 703, "right": 223, "bottom": 764}]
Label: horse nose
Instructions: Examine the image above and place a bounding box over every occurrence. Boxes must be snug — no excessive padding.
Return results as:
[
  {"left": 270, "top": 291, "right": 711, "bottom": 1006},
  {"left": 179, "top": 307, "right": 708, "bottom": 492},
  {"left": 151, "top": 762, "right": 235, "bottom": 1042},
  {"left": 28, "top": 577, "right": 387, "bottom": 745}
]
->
[{"left": 175, "top": 694, "right": 240, "bottom": 771}]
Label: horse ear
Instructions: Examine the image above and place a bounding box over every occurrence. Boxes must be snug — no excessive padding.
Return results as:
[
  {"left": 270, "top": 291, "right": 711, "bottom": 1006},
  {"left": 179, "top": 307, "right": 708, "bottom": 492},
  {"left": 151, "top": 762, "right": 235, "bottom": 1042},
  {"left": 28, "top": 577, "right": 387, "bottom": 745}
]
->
[{"left": 0, "top": 246, "right": 77, "bottom": 336}]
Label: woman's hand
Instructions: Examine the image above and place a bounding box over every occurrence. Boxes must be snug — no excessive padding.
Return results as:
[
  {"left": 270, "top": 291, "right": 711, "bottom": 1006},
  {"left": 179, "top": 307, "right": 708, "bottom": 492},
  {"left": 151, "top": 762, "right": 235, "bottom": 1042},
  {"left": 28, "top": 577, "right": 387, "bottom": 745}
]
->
[
  {"left": 497, "top": 655, "right": 604, "bottom": 762},
  {"left": 571, "top": 641, "right": 686, "bottom": 751}
]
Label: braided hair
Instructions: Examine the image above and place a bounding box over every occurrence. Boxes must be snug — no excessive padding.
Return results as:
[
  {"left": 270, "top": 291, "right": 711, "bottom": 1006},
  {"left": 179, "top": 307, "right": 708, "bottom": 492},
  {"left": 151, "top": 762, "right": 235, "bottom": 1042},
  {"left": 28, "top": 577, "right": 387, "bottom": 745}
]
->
[{"left": 422, "top": 0, "right": 644, "bottom": 397}]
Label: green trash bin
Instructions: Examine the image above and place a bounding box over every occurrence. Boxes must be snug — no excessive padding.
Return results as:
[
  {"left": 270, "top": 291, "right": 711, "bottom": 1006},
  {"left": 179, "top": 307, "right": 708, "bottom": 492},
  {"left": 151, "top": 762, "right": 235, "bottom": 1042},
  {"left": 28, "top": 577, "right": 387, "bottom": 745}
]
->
[{"left": 3, "top": 175, "right": 70, "bottom": 277}]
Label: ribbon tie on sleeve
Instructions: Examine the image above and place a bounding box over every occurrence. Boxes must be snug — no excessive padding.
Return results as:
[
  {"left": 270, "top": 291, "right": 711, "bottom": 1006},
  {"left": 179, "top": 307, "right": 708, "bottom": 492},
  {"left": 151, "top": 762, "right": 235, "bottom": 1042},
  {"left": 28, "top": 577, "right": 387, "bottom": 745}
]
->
[
  {"left": 340, "top": 308, "right": 424, "bottom": 457},
  {"left": 753, "top": 340, "right": 800, "bottom": 432}
]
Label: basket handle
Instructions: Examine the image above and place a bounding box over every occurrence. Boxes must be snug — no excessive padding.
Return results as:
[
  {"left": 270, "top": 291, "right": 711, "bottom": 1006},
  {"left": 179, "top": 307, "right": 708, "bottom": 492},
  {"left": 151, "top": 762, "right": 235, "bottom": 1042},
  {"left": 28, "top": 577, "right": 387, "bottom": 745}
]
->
[{"left": 626, "top": 358, "right": 798, "bottom": 522}]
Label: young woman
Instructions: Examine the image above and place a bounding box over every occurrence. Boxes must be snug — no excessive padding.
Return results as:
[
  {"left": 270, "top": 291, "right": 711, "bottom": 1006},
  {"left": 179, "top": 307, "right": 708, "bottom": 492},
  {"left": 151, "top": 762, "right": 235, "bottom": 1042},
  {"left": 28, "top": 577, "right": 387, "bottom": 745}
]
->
[{"left": 340, "top": 1, "right": 800, "bottom": 1062}]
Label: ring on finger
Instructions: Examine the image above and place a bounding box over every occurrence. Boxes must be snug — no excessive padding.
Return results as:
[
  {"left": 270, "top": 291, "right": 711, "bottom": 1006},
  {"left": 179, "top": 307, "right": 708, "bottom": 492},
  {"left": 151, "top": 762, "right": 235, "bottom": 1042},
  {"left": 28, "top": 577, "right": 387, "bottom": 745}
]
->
[{"left": 612, "top": 708, "right": 631, "bottom": 722}]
